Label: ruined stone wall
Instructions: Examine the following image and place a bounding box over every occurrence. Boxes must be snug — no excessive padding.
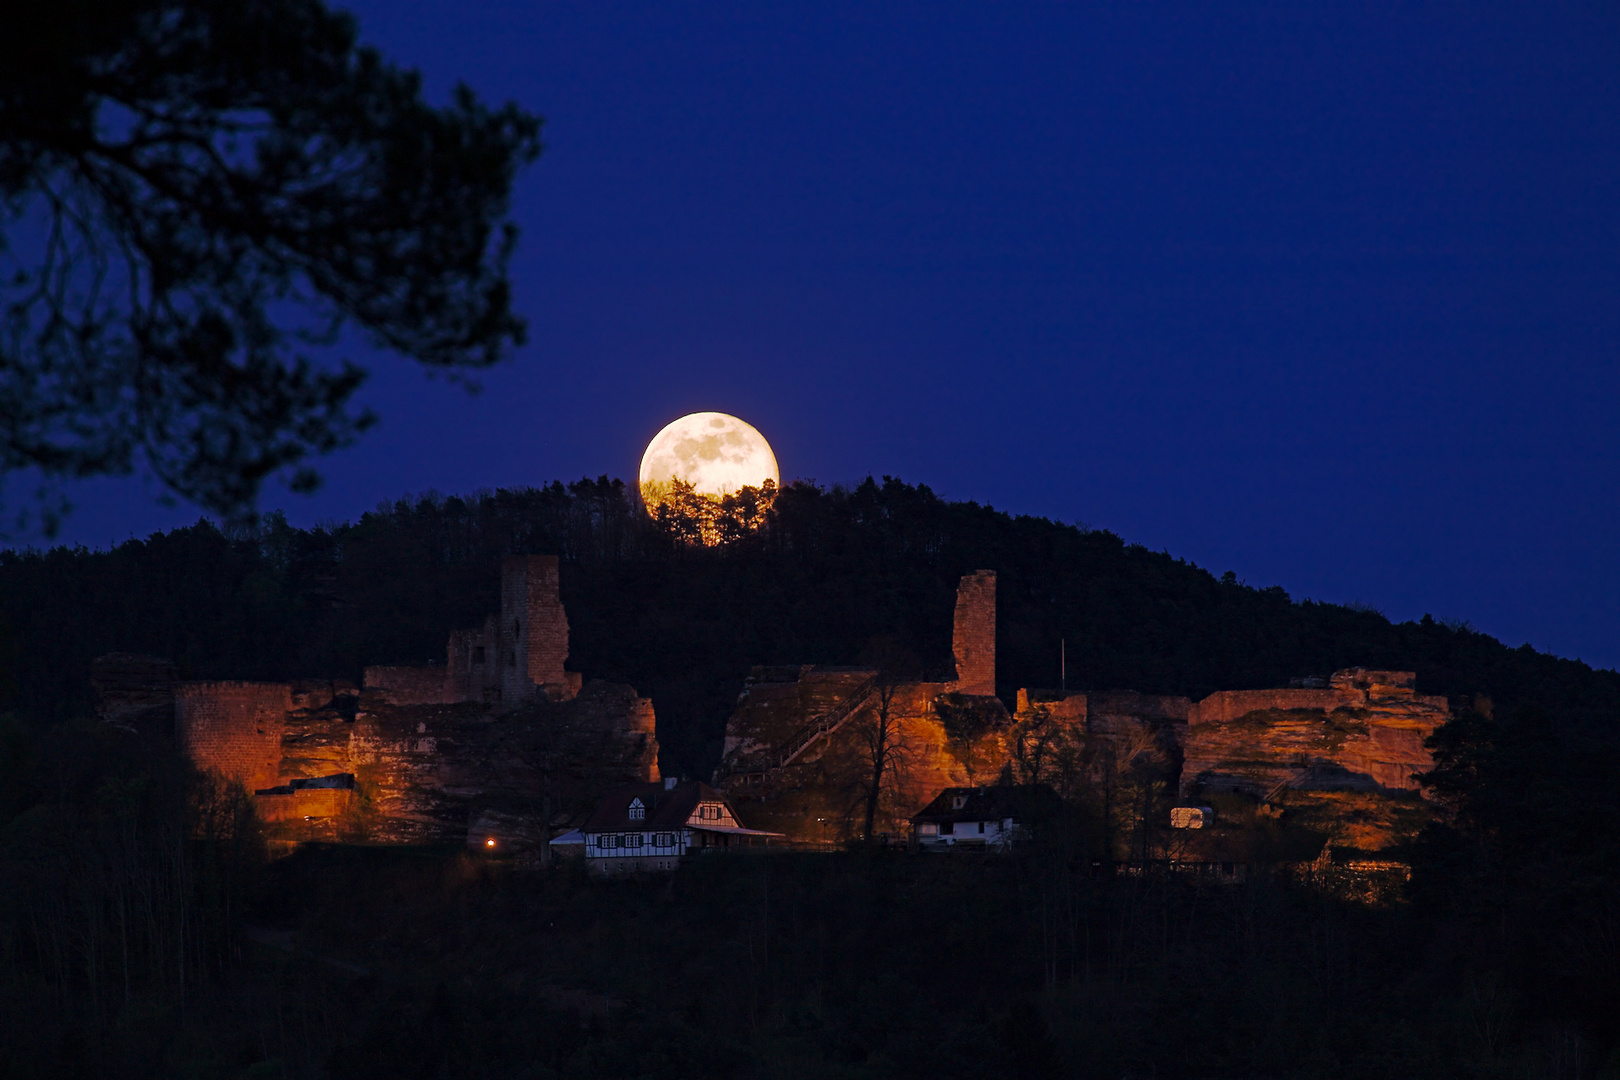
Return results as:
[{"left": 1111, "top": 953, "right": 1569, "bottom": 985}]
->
[
  {"left": 445, "top": 616, "right": 500, "bottom": 702},
  {"left": 951, "top": 570, "right": 997, "bottom": 696},
  {"left": 498, "top": 555, "right": 580, "bottom": 703},
  {"left": 364, "top": 664, "right": 453, "bottom": 706},
  {"left": 1189, "top": 688, "right": 1345, "bottom": 726},
  {"left": 175, "top": 682, "right": 291, "bottom": 791},
  {"left": 256, "top": 787, "right": 354, "bottom": 823},
  {"left": 1015, "top": 689, "right": 1087, "bottom": 727}
]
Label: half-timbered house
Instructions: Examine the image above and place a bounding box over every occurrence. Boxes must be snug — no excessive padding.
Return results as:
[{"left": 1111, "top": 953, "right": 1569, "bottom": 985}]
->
[{"left": 581, "top": 778, "right": 779, "bottom": 874}]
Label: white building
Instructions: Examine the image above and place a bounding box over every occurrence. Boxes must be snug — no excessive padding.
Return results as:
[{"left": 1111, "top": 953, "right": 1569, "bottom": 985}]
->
[
  {"left": 911, "top": 785, "right": 1061, "bottom": 851},
  {"left": 580, "top": 778, "right": 779, "bottom": 874}
]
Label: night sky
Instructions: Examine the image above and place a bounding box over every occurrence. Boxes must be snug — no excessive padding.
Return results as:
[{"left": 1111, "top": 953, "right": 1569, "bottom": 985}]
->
[{"left": 30, "top": 3, "right": 1620, "bottom": 670}]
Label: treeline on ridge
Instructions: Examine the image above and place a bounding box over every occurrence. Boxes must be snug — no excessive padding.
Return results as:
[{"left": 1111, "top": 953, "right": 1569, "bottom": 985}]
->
[{"left": 2, "top": 476, "right": 1616, "bottom": 776}]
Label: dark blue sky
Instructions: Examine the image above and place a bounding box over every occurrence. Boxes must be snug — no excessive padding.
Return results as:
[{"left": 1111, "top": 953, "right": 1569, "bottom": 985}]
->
[{"left": 34, "top": 3, "right": 1620, "bottom": 669}]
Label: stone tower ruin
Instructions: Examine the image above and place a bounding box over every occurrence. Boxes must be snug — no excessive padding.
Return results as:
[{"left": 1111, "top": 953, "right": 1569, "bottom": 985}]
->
[
  {"left": 501, "top": 555, "right": 578, "bottom": 702},
  {"left": 441, "top": 554, "right": 583, "bottom": 705},
  {"left": 950, "top": 570, "right": 997, "bottom": 696}
]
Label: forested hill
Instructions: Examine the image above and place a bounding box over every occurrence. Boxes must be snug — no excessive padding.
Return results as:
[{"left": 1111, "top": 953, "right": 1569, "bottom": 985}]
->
[{"left": 3, "top": 476, "right": 1617, "bottom": 776}]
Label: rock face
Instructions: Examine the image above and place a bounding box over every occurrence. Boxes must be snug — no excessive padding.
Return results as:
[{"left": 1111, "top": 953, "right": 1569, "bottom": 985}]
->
[
  {"left": 157, "top": 557, "right": 656, "bottom": 847},
  {"left": 718, "top": 573, "right": 1013, "bottom": 842},
  {"left": 1180, "top": 668, "right": 1448, "bottom": 798},
  {"left": 719, "top": 666, "right": 1010, "bottom": 842},
  {"left": 91, "top": 653, "right": 178, "bottom": 736},
  {"left": 716, "top": 571, "right": 1452, "bottom": 852}
]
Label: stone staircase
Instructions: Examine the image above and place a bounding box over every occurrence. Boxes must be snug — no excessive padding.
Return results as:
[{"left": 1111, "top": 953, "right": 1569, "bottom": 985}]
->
[{"left": 721, "top": 674, "right": 879, "bottom": 783}]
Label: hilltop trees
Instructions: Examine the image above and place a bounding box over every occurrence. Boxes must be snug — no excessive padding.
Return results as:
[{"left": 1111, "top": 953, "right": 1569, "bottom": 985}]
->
[
  {"left": 3, "top": 475, "right": 1620, "bottom": 779},
  {"left": 0, "top": 0, "right": 541, "bottom": 529}
]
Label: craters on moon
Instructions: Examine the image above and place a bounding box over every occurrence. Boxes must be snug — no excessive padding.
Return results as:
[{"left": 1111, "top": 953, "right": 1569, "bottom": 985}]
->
[{"left": 638, "top": 412, "right": 779, "bottom": 504}]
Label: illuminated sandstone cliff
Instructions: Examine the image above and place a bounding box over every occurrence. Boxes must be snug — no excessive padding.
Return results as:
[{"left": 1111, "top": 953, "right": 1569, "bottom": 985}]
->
[
  {"left": 113, "top": 557, "right": 657, "bottom": 848},
  {"left": 1181, "top": 669, "right": 1448, "bottom": 798},
  {"left": 716, "top": 570, "right": 1450, "bottom": 850},
  {"left": 717, "top": 572, "right": 1013, "bottom": 841}
]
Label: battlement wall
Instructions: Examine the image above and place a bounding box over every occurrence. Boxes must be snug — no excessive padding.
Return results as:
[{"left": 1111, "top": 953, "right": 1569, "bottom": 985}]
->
[{"left": 175, "top": 682, "right": 291, "bottom": 791}]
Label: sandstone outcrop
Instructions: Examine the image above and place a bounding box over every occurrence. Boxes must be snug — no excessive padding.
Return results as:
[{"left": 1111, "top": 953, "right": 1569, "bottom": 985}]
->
[
  {"left": 1181, "top": 669, "right": 1447, "bottom": 798},
  {"left": 91, "top": 653, "right": 178, "bottom": 736},
  {"left": 137, "top": 555, "right": 656, "bottom": 848},
  {"left": 718, "top": 573, "right": 1012, "bottom": 841}
]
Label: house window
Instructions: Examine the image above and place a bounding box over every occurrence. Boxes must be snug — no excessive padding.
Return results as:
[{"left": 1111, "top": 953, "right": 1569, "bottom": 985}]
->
[
  {"left": 918, "top": 823, "right": 938, "bottom": 837},
  {"left": 625, "top": 833, "right": 643, "bottom": 848},
  {"left": 629, "top": 798, "right": 645, "bottom": 821},
  {"left": 941, "top": 822, "right": 954, "bottom": 836},
  {"left": 952, "top": 795, "right": 967, "bottom": 810},
  {"left": 978, "top": 821, "right": 985, "bottom": 834},
  {"left": 656, "top": 833, "right": 675, "bottom": 847},
  {"left": 601, "top": 835, "right": 618, "bottom": 849}
]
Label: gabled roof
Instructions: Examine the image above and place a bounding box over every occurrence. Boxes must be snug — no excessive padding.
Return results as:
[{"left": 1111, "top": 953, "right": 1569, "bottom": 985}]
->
[
  {"left": 911, "top": 785, "right": 1062, "bottom": 825},
  {"left": 582, "top": 780, "right": 732, "bottom": 833}
]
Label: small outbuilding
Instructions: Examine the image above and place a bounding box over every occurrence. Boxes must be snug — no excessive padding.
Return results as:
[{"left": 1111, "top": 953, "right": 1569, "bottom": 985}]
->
[
  {"left": 911, "top": 785, "right": 1061, "bottom": 851},
  {"left": 581, "top": 777, "right": 780, "bottom": 875},
  {"left": 1170, "top": 805, "right": 1216, "bottom": 829}
]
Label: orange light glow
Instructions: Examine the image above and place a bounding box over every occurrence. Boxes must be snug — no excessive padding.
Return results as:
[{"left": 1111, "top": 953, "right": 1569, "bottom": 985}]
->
[{"left": 485, "top": 838, "right": 496, "bottom": 848}]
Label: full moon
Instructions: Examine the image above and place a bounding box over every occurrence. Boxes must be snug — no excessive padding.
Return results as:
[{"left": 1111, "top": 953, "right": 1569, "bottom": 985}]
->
[{"left": 639, "top": 412, "right": 779, "bottom": 505}]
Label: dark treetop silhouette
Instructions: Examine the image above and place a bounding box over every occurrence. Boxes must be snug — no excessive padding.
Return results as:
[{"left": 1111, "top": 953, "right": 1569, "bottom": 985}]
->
[{"left": 0, "top": 0, "right": 541, "bottom": 528}]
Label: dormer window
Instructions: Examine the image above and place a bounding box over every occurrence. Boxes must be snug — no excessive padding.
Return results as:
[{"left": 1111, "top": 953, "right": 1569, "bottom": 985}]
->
[
  {"left": 952, "top": 795, "right": 967, "bottom": 810},
  {"left": 628, "top": 798, "right": 645, "bottom": 821}
]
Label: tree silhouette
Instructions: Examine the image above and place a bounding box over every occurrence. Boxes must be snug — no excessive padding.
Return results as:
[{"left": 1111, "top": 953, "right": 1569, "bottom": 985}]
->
[
  {"left": 0, "top": 0, "right": 541, "bottom": 528},
  {"left": 852, "top": 637, "right": 921, "bottom": 842}
]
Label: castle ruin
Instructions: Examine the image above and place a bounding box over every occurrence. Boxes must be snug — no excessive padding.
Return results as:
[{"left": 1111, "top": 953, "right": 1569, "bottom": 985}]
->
[
  {"left": 715, "top": 569, "right": 1450, "bottom": 853},
  {"left": 101, "top": 555, "right": 1452, "bottom": 859},
  {"left": 102, "top": 556, "right": 657, "bottom": 848}
]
